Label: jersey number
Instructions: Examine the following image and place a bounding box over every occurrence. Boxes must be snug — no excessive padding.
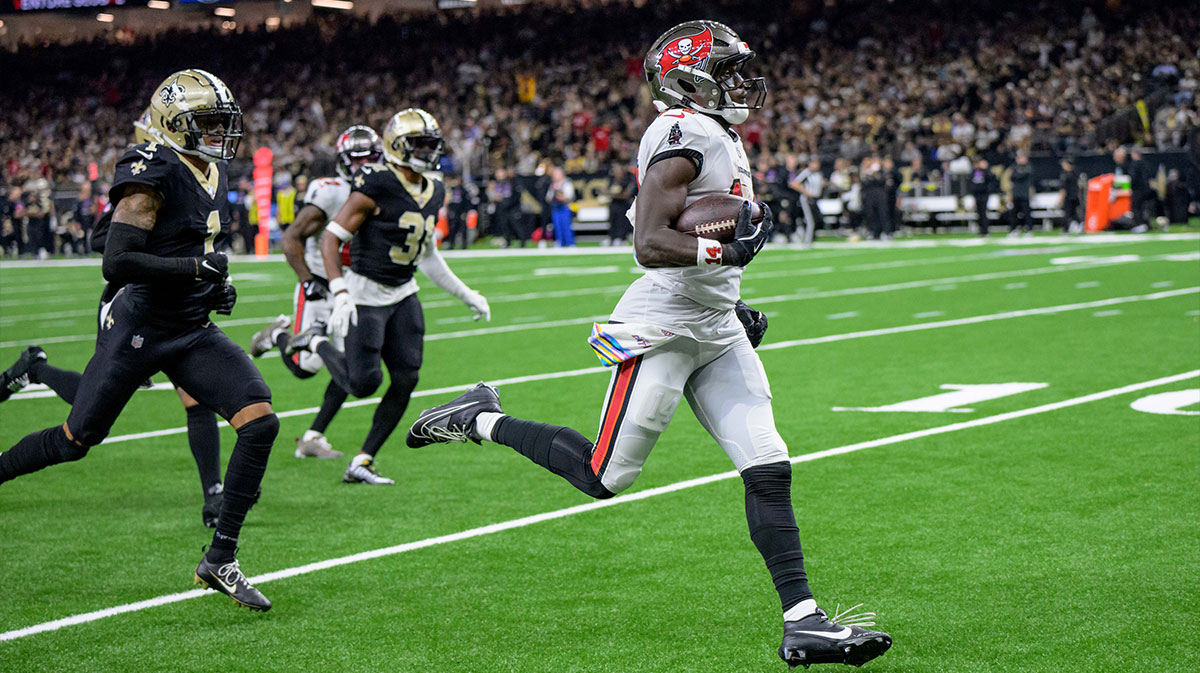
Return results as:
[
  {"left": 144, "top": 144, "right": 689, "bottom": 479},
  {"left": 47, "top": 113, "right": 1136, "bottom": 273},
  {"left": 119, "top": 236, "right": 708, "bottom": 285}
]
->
[
  {"left": 205, "top": 210, "right": 220, "bottom": 253},
  {"left": 388, "top": 212, "right": 435, "bottom": 265}
]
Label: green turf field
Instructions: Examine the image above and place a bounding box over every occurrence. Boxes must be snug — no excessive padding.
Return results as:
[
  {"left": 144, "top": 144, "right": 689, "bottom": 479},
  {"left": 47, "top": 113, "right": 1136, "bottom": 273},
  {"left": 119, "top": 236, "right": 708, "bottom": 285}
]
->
[{"left": 1, "top": 233, "right": 1198, "bottom": 672}]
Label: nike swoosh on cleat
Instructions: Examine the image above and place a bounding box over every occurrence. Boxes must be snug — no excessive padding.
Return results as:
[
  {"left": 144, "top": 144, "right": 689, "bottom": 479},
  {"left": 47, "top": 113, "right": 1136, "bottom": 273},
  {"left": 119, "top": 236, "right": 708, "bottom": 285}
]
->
[
  {"left": 792, "top": 627, "right": 853, "bottom": 640},
  {"left": 202, "top": 573, "right": 238, "bottom": 594}
]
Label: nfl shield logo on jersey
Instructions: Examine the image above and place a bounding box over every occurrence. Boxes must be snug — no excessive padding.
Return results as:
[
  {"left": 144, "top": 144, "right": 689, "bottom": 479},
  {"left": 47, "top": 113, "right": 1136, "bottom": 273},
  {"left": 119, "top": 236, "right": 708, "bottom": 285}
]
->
[{"left": 131, "top": 335, "right": 144, "bottom": 349}]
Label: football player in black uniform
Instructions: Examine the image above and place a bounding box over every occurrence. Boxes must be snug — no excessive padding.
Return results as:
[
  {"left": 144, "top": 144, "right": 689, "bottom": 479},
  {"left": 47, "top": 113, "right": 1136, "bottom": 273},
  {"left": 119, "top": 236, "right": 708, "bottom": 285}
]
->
[
  {"left": 0, "top": 70, "right": 276, "bottom": 611},
  {"left": 287, "top": 108, "right": 491, "bottom": 485},
  {"left": 0, "top": 109, "right": 231, "bottom": 529}
]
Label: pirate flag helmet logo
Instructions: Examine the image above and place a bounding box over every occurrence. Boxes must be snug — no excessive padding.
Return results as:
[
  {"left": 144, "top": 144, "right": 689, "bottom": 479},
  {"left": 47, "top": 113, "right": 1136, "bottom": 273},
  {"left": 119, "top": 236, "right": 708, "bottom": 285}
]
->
[{"left": 655, "top": 26, "right": 714, "bottom": 85}]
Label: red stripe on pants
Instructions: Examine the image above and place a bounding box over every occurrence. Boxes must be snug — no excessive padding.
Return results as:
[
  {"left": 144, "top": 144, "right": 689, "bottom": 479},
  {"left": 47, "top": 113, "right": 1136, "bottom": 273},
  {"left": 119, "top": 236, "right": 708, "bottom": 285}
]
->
[
  {"left": 590, "top": 357, "right": 638, "bottom": 474},
  {"left": 292, "top": 285, "right": 306, "bottom": 366}
]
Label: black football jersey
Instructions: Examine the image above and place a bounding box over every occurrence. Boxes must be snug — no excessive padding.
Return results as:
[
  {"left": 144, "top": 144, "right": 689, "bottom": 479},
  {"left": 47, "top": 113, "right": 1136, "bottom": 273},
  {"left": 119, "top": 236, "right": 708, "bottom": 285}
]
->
[
  {"left": 348, "top": 163, "right": 445, "bottom": 287},
  {"left": 108, "top": 142, "right": 229, "bottom": 325}
]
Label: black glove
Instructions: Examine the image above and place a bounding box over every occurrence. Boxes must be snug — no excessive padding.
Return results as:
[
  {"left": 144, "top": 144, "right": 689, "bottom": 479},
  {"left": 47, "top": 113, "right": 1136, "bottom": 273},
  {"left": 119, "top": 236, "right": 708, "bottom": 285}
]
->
[
  {"left": 302, "top": 276, "right": 330, "bottom": 301},
  {"left": 195, "top": 251, "right": 229, "bottom": 283},
  {"left": 207, "top": 282, "right": 237, "bottom": 315},
  {"left": 722, "top": 202, "right": 773, "bottom": 267},
  {"left": 735, "top": 299, "right": 768, "bottom": 348}
]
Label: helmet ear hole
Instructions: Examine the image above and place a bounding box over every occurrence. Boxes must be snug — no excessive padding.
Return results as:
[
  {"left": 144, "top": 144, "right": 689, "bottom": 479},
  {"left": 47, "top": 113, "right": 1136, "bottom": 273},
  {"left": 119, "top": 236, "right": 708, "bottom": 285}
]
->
[{"left": 678, "top": 80, "right": 696, "bottom": 94}]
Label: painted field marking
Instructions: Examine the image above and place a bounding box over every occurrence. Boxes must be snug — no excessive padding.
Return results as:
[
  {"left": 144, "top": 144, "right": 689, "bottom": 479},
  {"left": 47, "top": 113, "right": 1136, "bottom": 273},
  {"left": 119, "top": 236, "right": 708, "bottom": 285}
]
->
[
  {"left": 2, "top": 368, "right": 1195, "bottom": 642},
  {"left": 1152, "top": 281, "right": 1175, "bottom": 288},
  {"left": 826, "top": 311, "right": 859, "bottom": 320},
  {"left": 913, "top": 311, "right": 945, "bottom": 319},
  {"left": 1093, "top": 310, "right": 1123, "bottom": 317},
  {"left": 1075, "top": 281, "right": 1101, "bottom": 289},
  {"left": 1129, "top": 390, "right": 1200, "bottom": 416},
  {"left": 69, "top": 286, "right": 1199, "bottom": 444},
  {"left": 832, "top": 383, "right": 1049, "bottom": 413},
  {"left": 1005, "top": 282, "right": 1027, "bottom": 290}
]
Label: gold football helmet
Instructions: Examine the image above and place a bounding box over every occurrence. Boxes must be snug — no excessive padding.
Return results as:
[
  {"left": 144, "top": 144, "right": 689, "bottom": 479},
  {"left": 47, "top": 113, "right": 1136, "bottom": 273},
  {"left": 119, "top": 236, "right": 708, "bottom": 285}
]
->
[
  {"left": 133, "top": 106, "right": 165, "bottom": 145},
  {"left": 146, "top": 69, "right": 242, "bottom": 162},
  {"left": 381, "top": 108, "right": 444, "bottom": 172}
]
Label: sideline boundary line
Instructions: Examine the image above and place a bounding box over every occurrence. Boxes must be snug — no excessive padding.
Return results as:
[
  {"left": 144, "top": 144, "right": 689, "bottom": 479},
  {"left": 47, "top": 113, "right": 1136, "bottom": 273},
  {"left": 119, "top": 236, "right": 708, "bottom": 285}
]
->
[{"left": 2, "top": 368, "right": 1195, "bottom": 642}]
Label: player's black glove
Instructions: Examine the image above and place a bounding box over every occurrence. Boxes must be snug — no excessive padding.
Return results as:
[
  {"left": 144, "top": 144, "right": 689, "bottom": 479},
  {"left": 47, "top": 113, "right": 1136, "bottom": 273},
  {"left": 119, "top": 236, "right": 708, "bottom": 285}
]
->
[
  {"left": 302, "top": 276, "right": 330, "bottom": 301},
  {"left": 735, "top": 299, "right": 768, "bottom": 348},
  {"left": 722, "top": 202, "right": 773, "bottom": 267},
  {"left": 195, "top": 251, "right": 229, "bottom": 283},
  {"left": 207, "top": 282, "right": 237, "bottom": 316}
]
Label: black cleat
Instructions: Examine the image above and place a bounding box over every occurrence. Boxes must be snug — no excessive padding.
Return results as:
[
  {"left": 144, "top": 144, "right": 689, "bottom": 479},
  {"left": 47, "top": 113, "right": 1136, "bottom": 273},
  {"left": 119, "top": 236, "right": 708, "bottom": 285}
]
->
[
  {"left": 202, "top": 489, "right": 223, "bottom": 529},
  {"left": 779, "top": 605, "right": 891, "bottom": 668},
  {"left": 194, "top": 554, "right": 271, "bottom": 611},
  {"left": 283, "top": 321, "right": 326, "bottom": 356},
  {"left": 0, "top": 346, "right": 46, "bottom": 403},
  {"left": 406, "top": 382, "right": 501, "bottom": 448}
]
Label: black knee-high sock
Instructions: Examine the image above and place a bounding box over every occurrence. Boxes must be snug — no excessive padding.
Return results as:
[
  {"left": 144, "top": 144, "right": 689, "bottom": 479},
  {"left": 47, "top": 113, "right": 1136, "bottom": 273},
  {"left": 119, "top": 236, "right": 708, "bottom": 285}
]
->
[
  {"left": 208, "top": 414, "right": 278, "bottom": 563},
  {"left": 275, "top": 333, "right": 316, "bottom": 379},
  {"left": 491, "top": 416, "right": 614, "bottom": 499},
  {"left": 315, "top": 341, "right": 351, "bottom": 394},
  {"left": 360, "top": 372, "right": 418, "bottom": 456},
  {"left": 184, "top": 405, "right": 222, "bottom": 495},
  {"left": 742, "top": 462, "right": 812, "bottom": 613},
  {"left": 311, "top": 380, "right": 348, "bottom": 434},
  {"left": 29, "top": 361, "right": 83, "bottom": 405},
  {"left": 1, "top": 426, "right": 89, "bottom": 482}
]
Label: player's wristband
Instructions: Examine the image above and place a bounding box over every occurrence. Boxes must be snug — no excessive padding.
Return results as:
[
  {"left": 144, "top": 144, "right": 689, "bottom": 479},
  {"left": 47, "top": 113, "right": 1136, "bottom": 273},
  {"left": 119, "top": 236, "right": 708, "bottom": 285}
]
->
[
  {"left": 329, "top": 276, "right": 348, "bottom": 296},
  {"left": 326, "top": 221, "right": 354, "bottom": 242},
  {"left": 696, "top": 237, "right": 723, "bottom": 266}
]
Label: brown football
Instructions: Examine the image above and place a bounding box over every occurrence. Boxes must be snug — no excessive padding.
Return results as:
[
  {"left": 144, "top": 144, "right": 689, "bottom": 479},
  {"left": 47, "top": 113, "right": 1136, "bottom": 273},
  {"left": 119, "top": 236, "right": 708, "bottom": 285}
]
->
[{"left": 674, "top": 194, "right": 763, "bottom": 244}]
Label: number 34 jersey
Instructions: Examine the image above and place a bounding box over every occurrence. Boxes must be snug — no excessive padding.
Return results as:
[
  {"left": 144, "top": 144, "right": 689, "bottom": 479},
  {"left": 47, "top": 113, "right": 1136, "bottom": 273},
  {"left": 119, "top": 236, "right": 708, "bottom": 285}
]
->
[
  {"left": 108, "top": 141, "right": 229, "bottom": 325},
  {"left": 346, "top": 163, "right": 445, "bottom": 305}
]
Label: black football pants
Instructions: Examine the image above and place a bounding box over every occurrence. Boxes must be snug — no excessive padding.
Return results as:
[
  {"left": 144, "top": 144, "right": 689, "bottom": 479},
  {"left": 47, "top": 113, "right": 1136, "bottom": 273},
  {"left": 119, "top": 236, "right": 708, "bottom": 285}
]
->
[{"left": 318, "top": 294, "right": 424, "bottom": 457}]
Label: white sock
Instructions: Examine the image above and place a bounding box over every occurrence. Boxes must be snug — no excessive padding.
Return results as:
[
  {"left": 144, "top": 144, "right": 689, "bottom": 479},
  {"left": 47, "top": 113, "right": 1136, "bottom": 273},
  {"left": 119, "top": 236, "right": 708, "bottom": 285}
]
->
[
  {"left": 311, "top": 336, "right": 329, "bottom": 351},
  {"left": 302, "top": 429, "right": 323, "bottom": 441},
  {"left": 270, "top": 327, "right": 288, "bottom": 342},
  {"left": 783, "top": 598, "right": 819, "bottom": 623},
  {"left": 473, "top": 411, "right": 505, "bottom": 442}
]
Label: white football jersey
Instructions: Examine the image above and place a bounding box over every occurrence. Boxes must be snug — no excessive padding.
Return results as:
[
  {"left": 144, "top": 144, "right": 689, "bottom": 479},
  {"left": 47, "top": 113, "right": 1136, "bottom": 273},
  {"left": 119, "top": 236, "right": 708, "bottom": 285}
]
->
[
  {"left": 302, "top": 176, "right": 352, "bottom": 278},
  {"left": 627, "top": 108, "right": 754, "bottom": 310}
]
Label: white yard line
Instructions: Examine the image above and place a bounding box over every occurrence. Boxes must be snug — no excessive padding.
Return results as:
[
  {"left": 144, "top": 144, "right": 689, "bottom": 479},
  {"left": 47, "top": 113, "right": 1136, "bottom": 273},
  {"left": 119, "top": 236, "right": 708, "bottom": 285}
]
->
[
  {"left": 1, "top": 231, "right": 1193, "bottom": 270},
  {"left": 3, "top": 367, "right": 1195, "bottom": 642},
  {"left": 73, "top": 286, "right": 1197, "bottom": 444},
  {"left": 2, "top": 252, "right": 1179, "bottom": 343},
  {"left": 758, "top": 287, "right": 1196, "bottom": 351}
]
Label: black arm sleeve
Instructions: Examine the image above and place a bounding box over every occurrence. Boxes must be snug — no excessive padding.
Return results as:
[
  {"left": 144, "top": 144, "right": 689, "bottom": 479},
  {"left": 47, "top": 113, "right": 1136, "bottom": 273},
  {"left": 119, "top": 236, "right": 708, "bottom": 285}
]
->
[{"left": 102, "top": 221, "right": 196, "bottom": 284}]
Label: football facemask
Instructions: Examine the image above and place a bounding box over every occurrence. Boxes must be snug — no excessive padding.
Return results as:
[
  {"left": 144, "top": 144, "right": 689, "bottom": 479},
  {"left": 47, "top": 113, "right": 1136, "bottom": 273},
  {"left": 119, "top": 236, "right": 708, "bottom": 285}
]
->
[{"left": 336, "top": 125, "right": 383, "bottom": 178}]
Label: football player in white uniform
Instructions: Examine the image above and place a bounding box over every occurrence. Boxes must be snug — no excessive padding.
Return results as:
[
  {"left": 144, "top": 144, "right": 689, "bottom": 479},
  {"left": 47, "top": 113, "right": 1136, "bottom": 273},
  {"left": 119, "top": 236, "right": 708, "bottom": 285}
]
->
[
  {"left": 249, "top": 126, "right": 382, "bottom": 459},
  {"left": 406, "top": 21, "right": 891, "bottom": 668}
]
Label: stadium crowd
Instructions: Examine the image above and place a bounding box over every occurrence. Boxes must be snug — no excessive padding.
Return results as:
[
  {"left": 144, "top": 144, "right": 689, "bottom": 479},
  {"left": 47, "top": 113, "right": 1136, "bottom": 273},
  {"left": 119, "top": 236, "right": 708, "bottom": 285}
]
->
[{"left": 1, "top": 0, "right": 1197, "bottom": 255}]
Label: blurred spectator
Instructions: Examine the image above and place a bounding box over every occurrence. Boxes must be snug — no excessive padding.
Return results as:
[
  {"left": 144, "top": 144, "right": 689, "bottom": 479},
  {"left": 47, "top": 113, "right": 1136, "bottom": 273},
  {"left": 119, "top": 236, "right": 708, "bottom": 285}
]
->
[
  {"left": 1058, "top": 158, "right": 1083, "bottom": 233},
  {"left": 73, "top": 182, "right": 99, "bottom": 252},
  {"left": 1006, "top": 152, "right": 1035, "bottom": 236},
  {"left": 605, "top": 162, "right": 636, "bottom": 247},
  {"left": 969, "top": 158, "right": 999, "bottom": 237},
  {"left": 790, "top": 158, "right": 825, "bottom": 246},
  {"left": 487, "top": 167, "right": 524, "bottom": 247},
  {"left": 1128, "top": 147, "right": 1157, "bottom": 229},
  {"left": 546, "top": 167, "right": 576, "bottom": 247},
  {"left": 1, "top": 186, "right": 20, "bottom": 255},
  {"left": 1164, "top": 169, "right": 1190, "bottom": 224},
  {"left": 860, "top": 156, "right": 892, "bottom": 240}
]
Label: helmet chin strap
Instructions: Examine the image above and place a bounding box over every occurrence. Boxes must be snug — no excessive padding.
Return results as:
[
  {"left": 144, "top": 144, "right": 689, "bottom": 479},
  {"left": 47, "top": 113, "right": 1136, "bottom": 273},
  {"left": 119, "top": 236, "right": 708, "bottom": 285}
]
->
[{"left": 720, "top": 107, "right": 750, "bottom": 125}]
